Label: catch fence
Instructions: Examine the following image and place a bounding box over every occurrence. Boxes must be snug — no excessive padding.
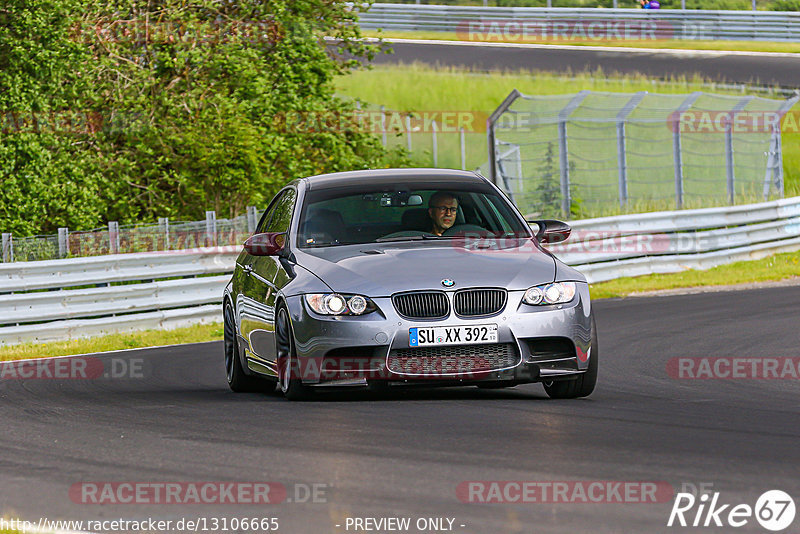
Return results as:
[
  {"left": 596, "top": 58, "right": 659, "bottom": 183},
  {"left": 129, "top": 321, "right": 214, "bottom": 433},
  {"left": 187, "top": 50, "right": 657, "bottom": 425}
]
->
[{"left": 487, "top": 89, "right": 800, "bottom": 218}]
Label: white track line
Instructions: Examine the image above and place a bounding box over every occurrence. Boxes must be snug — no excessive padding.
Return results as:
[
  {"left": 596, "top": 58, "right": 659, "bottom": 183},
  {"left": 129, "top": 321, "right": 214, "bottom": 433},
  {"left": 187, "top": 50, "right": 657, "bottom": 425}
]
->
[{"left": 373, "top": 37, "right": 800, "bottom": 59}]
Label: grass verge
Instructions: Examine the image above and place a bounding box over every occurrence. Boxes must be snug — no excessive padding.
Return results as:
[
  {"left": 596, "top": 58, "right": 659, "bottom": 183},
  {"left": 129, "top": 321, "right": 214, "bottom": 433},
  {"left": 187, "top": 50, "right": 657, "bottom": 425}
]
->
[
  {"left": 589, "top": 248, "right": 800, "bottom": 298},
  {"left": 0, "top": 322, "right": 223, "bottom": 362},
  {"left": 365, "top": 30, "right": 800, "bottom": 54}
]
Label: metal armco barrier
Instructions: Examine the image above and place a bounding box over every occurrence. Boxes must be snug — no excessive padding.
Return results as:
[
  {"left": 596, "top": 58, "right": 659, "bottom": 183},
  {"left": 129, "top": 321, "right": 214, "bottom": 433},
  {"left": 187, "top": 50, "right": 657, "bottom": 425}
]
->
[
  {"left": 359, "top": 4, "right": 800, "bottom": 42},
  {"left": 551, "top": 196, "right": 800, "bottom": 282},
  {"left": 2, "top": 197, "right": 800, "bottom": 344},
  {"left": 0, "top": 247, "right": 239, "bottom": 345}
]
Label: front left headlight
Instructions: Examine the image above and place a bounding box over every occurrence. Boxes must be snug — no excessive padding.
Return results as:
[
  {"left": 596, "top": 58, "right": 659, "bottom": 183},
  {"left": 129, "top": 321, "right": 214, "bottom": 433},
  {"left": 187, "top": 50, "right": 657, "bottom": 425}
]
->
[
  {"left": 523, "top": 282, "right": 577, "bottom": 305},
  {"left": 305, "top": 293, "right": 377, "bottom": 316}
]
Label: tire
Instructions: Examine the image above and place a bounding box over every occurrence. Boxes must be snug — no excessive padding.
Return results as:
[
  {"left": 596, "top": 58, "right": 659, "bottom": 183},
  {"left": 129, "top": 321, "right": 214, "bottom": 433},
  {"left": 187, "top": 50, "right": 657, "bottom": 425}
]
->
[
  {"left": 543, "top": 316, "right": 598, "bottom": 399},
  {"left": 224, "top": 300, "right": 268, "bottom": 393},
  {"left": 276, "top": 305, "right": 314, "bottom": 401}
]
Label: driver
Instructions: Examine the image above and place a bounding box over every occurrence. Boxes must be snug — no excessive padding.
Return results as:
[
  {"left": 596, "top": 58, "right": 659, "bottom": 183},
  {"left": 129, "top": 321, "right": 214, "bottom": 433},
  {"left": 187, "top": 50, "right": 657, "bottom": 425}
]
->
[{"left": 428, "top": 192, "right": 458, "bottom": 236}]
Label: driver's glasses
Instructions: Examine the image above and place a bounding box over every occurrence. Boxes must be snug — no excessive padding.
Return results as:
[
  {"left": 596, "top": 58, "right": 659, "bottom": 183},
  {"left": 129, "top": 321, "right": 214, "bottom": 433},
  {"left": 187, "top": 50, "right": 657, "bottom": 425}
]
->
[{"left": 432, "top": 206, "right": 457, "bottom": 215}]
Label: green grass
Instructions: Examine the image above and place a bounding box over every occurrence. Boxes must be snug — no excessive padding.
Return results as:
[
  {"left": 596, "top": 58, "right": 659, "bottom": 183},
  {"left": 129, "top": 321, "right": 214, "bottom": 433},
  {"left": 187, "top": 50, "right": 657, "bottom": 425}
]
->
[
  {"left": 0, "top": 322, "right": 223, "bottom": 361},
  {"left": 589, "top": 248, "right": 800, "bottom": 298},
  {"left": 336, "top": 63, "right": 800, "bottom": 217},
  {"left": 366, "top": 30, "right": 800, "bottom": 54}
]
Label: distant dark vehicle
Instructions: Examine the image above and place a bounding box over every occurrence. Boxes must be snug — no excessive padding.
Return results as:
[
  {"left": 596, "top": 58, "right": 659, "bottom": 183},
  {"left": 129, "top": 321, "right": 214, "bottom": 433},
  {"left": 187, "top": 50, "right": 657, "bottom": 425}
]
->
[{"left": 223, "top": 169, "right": 597, "bottom": 401}]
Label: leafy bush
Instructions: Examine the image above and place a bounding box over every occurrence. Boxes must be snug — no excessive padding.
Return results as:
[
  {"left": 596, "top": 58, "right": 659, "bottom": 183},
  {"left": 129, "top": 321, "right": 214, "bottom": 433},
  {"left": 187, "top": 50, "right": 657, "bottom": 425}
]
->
[{"left": 0, "top": 0, "right": 402, "bottom": 234}]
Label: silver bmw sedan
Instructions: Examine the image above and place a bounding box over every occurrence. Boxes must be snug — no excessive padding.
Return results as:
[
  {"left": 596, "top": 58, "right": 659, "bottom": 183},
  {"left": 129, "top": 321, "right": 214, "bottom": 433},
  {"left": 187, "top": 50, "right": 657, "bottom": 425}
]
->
[{"left": 223, "top": 169, "right": 597, "bottom": 401}]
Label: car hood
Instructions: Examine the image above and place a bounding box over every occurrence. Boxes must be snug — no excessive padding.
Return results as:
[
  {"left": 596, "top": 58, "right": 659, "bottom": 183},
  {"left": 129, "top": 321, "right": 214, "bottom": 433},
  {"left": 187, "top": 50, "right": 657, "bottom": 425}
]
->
[{"left": 293, "top": 239, "right": 556, "bottom": 296}]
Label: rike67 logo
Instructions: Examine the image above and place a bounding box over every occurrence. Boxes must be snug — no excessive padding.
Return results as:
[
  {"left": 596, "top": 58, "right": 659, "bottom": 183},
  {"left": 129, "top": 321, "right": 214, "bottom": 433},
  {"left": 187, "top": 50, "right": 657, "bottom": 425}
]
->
[{"left": 668, "top": 490, "right": 795, "bottom": 531}]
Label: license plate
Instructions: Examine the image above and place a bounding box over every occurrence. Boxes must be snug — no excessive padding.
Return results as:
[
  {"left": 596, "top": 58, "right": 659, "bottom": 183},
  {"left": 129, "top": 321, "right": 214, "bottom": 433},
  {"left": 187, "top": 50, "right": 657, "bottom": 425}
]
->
[{"left": 409, "top": 324, "right": 498, "bottom": 347}]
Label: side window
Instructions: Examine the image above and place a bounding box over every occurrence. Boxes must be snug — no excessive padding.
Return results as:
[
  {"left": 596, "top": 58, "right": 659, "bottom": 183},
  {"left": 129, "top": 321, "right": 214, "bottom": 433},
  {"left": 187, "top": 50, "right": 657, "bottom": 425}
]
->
[
  {"left": 266, "top": 189, "right": 297, "bottom": 234},
  {"left": 256, "top": 192, "right": 283, "bottom": 234}
]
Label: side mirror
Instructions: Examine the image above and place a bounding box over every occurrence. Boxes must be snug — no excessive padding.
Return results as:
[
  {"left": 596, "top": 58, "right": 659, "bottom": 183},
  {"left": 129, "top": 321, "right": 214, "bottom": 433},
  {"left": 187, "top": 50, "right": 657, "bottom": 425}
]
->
[
  {"left": 244, "top": 232, "right": 286, "bottom": 256},
  {"left": 531, "top": 220, "right": 571, "bottom": 244}
]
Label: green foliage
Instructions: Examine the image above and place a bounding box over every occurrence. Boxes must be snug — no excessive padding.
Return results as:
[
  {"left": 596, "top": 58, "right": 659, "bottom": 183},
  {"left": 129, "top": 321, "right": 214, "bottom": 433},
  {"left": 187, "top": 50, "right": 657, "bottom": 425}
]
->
[
  {"left": 770, "top": 0, "right": 800, "bottom": 9},
  {"left": 1, "top": 0, "right": 400, "bottom": 234},
  {"left": 530, "top": 141, "right": 582, "bottom": 219},
  {"left": 534, "top": 142, "right": 563, "bottom": 219}
]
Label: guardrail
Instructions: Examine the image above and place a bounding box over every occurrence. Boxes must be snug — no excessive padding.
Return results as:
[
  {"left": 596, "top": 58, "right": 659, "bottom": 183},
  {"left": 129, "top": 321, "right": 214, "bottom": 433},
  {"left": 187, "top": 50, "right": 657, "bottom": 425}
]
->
[
  {"left": 2, "top": 197, "right": 800, "bottom": 345},
  {"left": 359, "top": 3, "right": 800, "bottom": 41},
  {"left": 0, "top": 248, "right": 239, "bottom": 345},
  {"left": 549, "top": 196, "right": 800, "bottom": 281}
]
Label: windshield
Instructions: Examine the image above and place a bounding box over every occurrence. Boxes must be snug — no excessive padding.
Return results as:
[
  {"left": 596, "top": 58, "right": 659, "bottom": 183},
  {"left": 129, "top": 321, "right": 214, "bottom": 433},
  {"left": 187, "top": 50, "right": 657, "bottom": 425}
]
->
[{"left": 297, "top": 181, "right": 531, "bottom": 248}]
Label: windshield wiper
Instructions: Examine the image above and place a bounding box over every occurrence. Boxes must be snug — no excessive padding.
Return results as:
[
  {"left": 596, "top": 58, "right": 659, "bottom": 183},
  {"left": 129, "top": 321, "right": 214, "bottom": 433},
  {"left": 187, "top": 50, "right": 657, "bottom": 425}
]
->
[
  {"left": 375, "top": 234, "right": 456, "bottom": 243},
  {"left": 302, "top": 241, "right": 356, "bottom": 248},
  {"left": 375, "top": 235, "right": 425, "bottom": 243}
]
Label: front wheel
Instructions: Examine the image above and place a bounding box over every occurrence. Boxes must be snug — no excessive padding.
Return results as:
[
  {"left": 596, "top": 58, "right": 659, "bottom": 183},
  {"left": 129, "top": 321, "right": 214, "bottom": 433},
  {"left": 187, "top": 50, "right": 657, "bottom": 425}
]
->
[
  {"left": 543, "top": 316, "right": 598, "bottom": 399},
  {"left": 224, "top": 300, "right": 268, "bottom": 393},
  {"left": 276, "top": 306, "right": 314, "bottom": 401}
]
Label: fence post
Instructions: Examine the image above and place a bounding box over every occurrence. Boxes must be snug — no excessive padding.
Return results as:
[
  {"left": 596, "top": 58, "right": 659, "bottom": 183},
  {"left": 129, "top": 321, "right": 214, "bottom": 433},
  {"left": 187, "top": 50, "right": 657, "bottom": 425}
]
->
[
  {"left": 725, "top": 96, "right": 754, "bottom": 205},
  {"left": 158, "top": 217, "right": 170, "bottom": 250},
  {"left": 247, "top": 206, "right": 258, "bottom": 233},
  {"left": 58, "top": 227, "right": 69, "bottom": 258},
  {"left": 460, "top": 127, "right": 466, "bottom": 170},
  {"left": 380, "top": 105, "right": 387, "bottom": 146},
  {"left": 405, "top": 114, "right": 412, "bottom": 152},
  {"left": 557, "top": 90, "right": 591, "bottom": 217},
  {"left": 672, "top": 92, "right": 702, "bottom": 209},
  {"left": 432, "top": 119, "right": 438, "bottom": 167},
  {"left": 108, "top": 221, "right": 120, "bottom": 254},
  {"left": 205, "top": 211, "right": 217, "bottom": 247},
  {"left": 1, "top": 233, "right": 12, "bottom": 263},
  {"left": 616, "top": 92, "right": 646, "bottom": 209},
  {"left": 486, "top": 89, "right": 522, "bottom": 187},
  {"left": 763, "top": 93, "right": 800, "bottom": 199}
]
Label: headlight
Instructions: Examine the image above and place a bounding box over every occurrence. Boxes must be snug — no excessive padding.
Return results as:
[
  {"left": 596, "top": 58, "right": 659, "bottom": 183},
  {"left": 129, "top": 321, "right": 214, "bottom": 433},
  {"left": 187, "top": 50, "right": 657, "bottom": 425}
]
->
[
  {"left": 305, "top": 293, "right": 376, "bottom": 316},
  {"left": 523, "top": 282, "right": 576, "bottom": 305}
]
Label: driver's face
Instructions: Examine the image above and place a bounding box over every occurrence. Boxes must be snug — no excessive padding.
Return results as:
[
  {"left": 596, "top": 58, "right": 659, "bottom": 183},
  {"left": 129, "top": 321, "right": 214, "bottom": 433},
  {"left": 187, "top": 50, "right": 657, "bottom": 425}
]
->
[{"left": 428, "top": 198, "right": 458, "bottom": 235}]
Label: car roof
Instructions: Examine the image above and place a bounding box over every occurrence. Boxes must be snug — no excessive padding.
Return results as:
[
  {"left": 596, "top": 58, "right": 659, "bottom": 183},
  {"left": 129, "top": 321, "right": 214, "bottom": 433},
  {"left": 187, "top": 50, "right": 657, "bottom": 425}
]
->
[{"left": 302, "top": 168, "right": 487, "bottom": 191}]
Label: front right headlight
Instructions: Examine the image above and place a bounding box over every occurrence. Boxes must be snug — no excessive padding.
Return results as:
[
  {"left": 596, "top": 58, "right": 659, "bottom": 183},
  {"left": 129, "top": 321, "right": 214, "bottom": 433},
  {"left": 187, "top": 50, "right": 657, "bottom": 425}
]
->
[
  {"left": 304, "top": 293, "right": 377, "bottom": 316},
  {"left": 523, "top": 282, "right": 577, "bottom": 305}
]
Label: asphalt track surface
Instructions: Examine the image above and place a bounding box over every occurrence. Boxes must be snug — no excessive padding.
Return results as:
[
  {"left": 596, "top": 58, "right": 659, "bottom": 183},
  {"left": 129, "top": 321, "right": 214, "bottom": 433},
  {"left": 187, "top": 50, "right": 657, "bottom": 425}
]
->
[
  {"left": 2, "top": 285, "right": 800, "bottom": 533},
  {"left": 372, "top": 40, "right": 800, "bottom": 87}
]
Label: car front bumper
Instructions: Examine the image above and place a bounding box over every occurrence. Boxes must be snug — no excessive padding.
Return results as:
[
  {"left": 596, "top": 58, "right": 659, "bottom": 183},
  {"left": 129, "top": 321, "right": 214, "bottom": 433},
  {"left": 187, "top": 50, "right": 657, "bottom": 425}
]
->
[{"left": 284, "top": 284, "right": 593, "bottom": 386}]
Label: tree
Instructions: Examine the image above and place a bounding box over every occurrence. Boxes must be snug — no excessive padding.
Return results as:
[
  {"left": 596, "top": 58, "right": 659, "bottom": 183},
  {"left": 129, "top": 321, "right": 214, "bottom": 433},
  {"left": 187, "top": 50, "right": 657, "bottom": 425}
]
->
[{"left": 0, "top": 0, "right": 401, "bottom": 234}]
